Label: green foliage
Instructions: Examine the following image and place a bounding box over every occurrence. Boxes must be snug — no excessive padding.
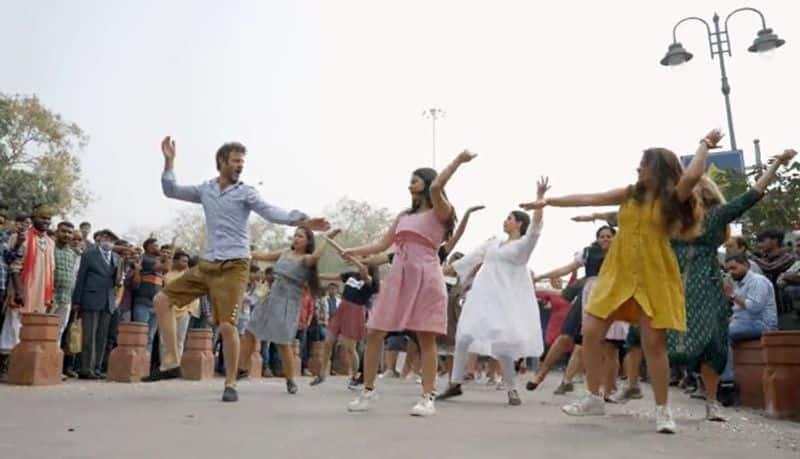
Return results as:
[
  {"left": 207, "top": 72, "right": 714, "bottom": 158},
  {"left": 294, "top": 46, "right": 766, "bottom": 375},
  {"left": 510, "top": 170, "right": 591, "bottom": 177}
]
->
[
  {"left": 317, "top": 197, "right": 394, "bottom": 274},
  {"left": 0, "top": 93, "right": 90, "bottom": 217},
  {"left": 712, "top": 163, "right": 800, "bottom": 236}
]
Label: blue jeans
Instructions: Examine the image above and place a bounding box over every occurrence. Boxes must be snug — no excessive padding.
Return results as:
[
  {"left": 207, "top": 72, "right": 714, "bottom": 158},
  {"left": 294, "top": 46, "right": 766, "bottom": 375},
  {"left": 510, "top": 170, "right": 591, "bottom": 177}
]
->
[
  {"left": 720, "top": 320, "right": 768, "bottom": 382},
  {"left": 133, "top": 304, "right": 157, "bottom": 353},
  {"left": 261, "top": 341, "right": 282, "bottom": 373}
]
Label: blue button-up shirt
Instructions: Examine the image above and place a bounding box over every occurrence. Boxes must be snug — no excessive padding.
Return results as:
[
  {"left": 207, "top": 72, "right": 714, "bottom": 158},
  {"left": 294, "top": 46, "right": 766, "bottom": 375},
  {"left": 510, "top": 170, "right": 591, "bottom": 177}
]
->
[
  {"left": 731, "top": 270, "right": 778, "bottom": 331},
  {"left": 161, "top": 171, "right": 307, "bottom": 260}
]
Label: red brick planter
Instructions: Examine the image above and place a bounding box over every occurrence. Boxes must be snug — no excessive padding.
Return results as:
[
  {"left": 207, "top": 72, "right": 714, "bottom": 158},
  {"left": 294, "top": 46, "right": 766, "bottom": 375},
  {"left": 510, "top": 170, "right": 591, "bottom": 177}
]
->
[
  {"left": 8, "top": 313, "right": 63, "bottom": 385},
  {"left": 733, "top": 339, "right": 765, "bottom": 409},
  {"left": 108, "top": 322, "right": 150, "bottom": 382},
  {"left": 762, "top": 331, "right": 800, "bottom": 420},
  {"left": 181, "top": 329, "right": 214, "bottom": 380}
]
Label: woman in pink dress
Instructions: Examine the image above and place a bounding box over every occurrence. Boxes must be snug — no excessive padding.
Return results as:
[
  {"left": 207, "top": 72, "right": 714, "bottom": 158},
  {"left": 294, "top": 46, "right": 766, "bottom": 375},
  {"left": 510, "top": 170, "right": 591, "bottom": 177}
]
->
[{"left": 343, "top": 150, "right": 476, "bottom": 417}]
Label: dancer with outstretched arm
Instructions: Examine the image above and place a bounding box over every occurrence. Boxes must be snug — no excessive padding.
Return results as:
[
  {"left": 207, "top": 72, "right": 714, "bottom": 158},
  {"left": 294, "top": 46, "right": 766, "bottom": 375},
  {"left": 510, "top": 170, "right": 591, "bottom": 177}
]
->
[
  {"left": 149, "top": 137, "right": 329, "bottom": 403},
  {"left": 437, "top": 177, "right": 549, "bottom": 407},
  {"left": 520, "top": 129, "right": 722, "bottom": 433},
  {"left": 239, "top": 228, "right": 336, "bottom": 395},
  {"left": 343, "top": 150, "right": 475, "bottom": 417}
]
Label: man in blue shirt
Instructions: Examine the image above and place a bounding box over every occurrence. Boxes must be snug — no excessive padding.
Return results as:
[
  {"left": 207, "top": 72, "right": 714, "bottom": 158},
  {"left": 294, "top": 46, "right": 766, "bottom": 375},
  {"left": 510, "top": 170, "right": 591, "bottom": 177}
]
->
[
  {"left": 149, "top": 137, "right": 329, "bottom": 403},
  {"left": 720, "top": 254, "right": 779, "bottom": 382}
]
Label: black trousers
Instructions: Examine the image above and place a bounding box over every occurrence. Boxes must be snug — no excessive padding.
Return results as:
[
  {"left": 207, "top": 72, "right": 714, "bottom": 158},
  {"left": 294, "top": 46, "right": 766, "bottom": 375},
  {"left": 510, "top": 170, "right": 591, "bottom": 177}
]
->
[
  {"left": 102, "top": 309, "right": 121, "bottom": 372},
  {"left": 80, "top": 310, "right": 111, "bottom": 375}
]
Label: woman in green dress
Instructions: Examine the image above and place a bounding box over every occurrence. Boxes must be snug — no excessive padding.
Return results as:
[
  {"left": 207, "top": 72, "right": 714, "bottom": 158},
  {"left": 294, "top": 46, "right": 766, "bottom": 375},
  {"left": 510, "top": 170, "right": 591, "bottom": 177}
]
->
[{"left": 668, "top": 149, "right": 796, "bottom": 422}]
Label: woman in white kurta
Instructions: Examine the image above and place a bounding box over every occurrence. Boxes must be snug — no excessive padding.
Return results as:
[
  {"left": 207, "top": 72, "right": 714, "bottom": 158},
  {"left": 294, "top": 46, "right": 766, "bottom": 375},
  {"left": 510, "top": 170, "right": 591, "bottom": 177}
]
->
[{"left": 437, "top": 178, "right": 548, "bottom": 406}]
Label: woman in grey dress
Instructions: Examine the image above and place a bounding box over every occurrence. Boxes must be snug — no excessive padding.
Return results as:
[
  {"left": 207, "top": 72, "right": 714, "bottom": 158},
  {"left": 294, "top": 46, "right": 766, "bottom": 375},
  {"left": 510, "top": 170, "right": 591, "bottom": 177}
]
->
[{"left": 240, "top": 227, "right": 331, "bottom": 394}]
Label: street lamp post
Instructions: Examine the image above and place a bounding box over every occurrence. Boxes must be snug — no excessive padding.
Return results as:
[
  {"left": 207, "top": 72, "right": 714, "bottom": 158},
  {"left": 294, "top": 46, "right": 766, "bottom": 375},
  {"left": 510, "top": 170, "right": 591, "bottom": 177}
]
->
[
  {"left": 422, "top": 108, "right": 445, "bottom": 168},
  {"left": 660, "top": 7, "right": 785, "bottom": 152}
]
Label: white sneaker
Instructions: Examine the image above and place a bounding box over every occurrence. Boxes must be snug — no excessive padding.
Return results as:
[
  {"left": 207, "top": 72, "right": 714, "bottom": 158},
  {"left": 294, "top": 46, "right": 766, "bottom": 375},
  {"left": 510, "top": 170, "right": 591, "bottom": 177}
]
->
[
  {"left": 410, "top": 395, "right": 436, "bottom": 417},
  {"left": 655, "top": 405, "right": 677, "bottom": 434},
  {"left": 608, "top": 384, "right": 643, "bottom": 404},
  {"left": 347, "top": 389, "right": 378, "bottom": 412},
  {"left": 705, "top": 401, "right": 727, "bottom": 422},
  {"left": 562, "top": 394, "right": 605, "bottom": 416}
]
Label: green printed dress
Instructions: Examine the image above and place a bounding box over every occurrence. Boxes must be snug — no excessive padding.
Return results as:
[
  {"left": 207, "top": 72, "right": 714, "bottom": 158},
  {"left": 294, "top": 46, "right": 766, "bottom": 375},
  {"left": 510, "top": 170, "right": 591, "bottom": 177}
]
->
[{"left": 667, "top": 190, "right": 762, "bottom": 372}]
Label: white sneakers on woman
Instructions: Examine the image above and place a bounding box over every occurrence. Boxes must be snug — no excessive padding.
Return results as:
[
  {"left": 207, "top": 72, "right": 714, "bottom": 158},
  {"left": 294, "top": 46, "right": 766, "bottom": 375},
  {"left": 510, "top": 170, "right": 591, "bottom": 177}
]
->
[
  {"left": 705, "top": 400, "right": 727, "bottom": 422},
  {"left": 562, "top": 394, "right": 606, "bottom": 416},
  {"left": 347, "top": 389, "right": 378, "bottom": 412},
  {"left": 348, "top": 389, "right": 437, "bottom": 417},
  {"left": 655, "top": 405, "right": 677, "bottom": 434},
  {"left": 563, "top": 393, "right": 678, "bottom": 434},
  {"left": 410, "top": 395, "right": 436, "bottom": 417}
]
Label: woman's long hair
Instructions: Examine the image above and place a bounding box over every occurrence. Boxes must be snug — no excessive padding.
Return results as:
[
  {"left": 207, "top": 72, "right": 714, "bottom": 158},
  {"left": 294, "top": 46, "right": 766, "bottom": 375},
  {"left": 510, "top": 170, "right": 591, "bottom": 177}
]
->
[
  {"left": 408, "top": 167, "right": 456, "bottom": 240},
  {"left": 292, "top": 227, "right": 321, "bottom": 295},
  {"left": 628, "top": 148, "right": 702, "bottom": 238},
  {"left": 697, "top": 175, "right": 730, "bottom": 241}
]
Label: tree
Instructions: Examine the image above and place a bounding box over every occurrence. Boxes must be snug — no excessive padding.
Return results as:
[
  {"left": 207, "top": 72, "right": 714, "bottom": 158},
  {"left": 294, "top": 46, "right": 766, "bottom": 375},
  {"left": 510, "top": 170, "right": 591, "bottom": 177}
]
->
[
  {"left": 250, "top": 219, "right": 291, "bottom": 252},
  {"left": 317, "top": 197, "right": 395, "bottom": 274},
  {"left": 711, "top": 162, "right": 800, "bottom": 236},
  {"left": 0, "top": 93, "right": 90, "bottom": 217}
]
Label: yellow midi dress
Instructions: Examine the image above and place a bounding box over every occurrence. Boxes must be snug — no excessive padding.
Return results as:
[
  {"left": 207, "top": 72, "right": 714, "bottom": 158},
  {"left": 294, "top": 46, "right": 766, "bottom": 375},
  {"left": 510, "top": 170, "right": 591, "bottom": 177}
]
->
[{"left": 585, "top": 197, "right": 687, "bottom": 331}]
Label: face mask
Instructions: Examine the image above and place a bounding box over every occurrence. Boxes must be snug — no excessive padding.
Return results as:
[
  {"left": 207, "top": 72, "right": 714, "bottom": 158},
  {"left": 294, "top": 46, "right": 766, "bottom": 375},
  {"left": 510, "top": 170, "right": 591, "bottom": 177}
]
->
[{"left": 100, "top": 241, "right": 114, "bottom": 251}]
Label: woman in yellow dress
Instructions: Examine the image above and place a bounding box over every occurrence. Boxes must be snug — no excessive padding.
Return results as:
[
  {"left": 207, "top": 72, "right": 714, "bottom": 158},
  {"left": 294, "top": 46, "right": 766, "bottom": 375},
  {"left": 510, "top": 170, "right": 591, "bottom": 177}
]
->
[{"left": 520, "top": 129, "right": 723, "bottom": 434}]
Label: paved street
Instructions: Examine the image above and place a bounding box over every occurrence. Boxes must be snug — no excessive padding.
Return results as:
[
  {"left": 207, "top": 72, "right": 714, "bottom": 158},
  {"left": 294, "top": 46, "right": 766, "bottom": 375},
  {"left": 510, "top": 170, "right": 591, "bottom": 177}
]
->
[{"left": 1, "top": 373, "right": 798, "bottom": 459}]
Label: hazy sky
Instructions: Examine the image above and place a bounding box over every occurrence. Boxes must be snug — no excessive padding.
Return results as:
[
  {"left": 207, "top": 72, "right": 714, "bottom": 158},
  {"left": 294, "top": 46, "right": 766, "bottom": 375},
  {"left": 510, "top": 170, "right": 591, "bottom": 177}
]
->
[{"left": 2, "top": 0, "right": 798, "bottom": 272}]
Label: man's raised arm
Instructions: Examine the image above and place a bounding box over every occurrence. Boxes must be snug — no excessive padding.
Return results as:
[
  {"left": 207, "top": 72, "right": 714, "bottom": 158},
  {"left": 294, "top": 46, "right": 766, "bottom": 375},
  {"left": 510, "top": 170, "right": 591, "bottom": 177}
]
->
[{"left": 160, "top": 136, "right": 201, "bottom": 203}]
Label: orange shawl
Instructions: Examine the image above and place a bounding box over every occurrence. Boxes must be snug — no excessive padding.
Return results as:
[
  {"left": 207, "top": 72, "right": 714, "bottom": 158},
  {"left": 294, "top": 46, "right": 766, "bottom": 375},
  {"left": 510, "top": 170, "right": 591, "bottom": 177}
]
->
[{"left": 19, "top": 228, "right": 55, "bottom": 310}]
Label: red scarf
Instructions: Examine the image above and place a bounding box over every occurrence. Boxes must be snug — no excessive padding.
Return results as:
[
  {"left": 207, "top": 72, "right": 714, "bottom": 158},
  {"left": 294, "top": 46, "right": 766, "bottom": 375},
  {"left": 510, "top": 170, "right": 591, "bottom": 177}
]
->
[{"left": 19, "top": 228, "right": 55, "bottom": 308}]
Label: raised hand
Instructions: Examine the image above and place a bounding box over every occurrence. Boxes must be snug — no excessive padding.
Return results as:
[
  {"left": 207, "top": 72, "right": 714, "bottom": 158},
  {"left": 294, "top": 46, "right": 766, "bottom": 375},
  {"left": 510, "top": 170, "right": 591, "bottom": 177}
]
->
[
  {"left": 455, "top": 150, "right": 478, "bottom": 164},
  {"left": 703, "top": 129, "right": 724, "bottom": 149},
  {"left": 466, "top": 205, "right": 486, "bottom": 214},
  {"left": 299, "top": 217, "right": 331, "bottom": 232},
  {"left": 536, "top": 176, "right": 551, "bottom": 199},
  {"left": 161, "top": 136, "right": 176, "bottom": 161}
]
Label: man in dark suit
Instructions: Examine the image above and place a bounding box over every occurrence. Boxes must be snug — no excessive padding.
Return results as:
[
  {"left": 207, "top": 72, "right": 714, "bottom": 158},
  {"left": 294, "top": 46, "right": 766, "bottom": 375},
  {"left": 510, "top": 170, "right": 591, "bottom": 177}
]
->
[{"left": 72, "top": 229, "right": 121, "bottom": 379}]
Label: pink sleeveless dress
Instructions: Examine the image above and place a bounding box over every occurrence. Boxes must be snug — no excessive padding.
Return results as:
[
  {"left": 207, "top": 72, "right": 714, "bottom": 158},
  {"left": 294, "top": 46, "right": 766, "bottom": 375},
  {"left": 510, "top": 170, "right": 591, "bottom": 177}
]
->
[{"left": 367, "top": 210, "right": 447, "bottom": 335}]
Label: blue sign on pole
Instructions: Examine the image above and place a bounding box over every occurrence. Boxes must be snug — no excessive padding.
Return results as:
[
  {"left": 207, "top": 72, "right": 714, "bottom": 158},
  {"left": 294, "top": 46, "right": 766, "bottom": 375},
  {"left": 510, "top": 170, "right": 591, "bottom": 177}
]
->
[{"left": 680, "top": 150, "right": 745, "bottom": 174}]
